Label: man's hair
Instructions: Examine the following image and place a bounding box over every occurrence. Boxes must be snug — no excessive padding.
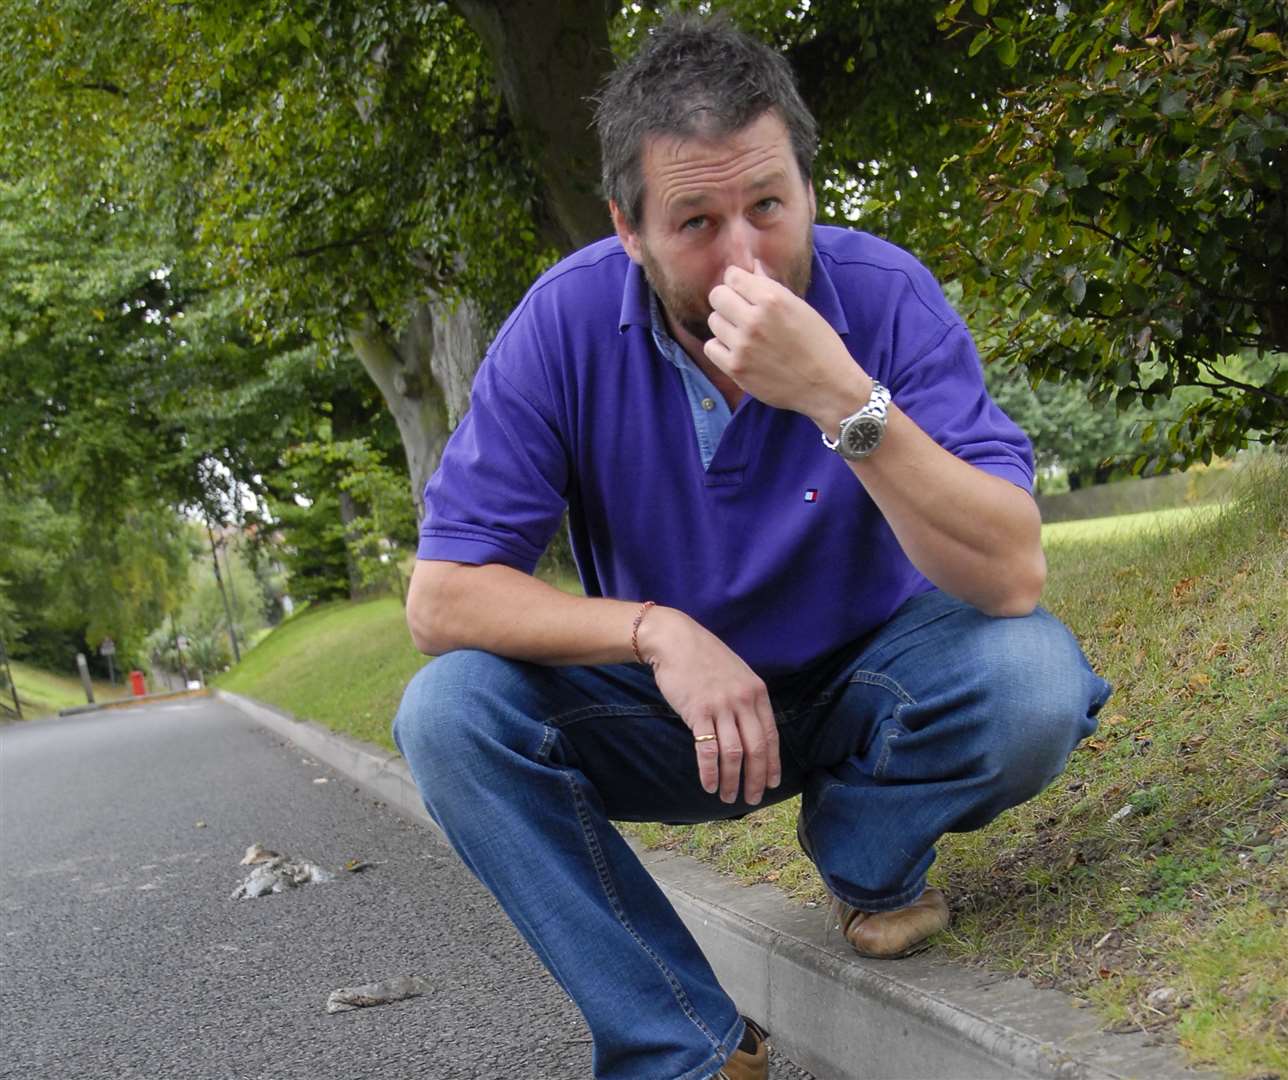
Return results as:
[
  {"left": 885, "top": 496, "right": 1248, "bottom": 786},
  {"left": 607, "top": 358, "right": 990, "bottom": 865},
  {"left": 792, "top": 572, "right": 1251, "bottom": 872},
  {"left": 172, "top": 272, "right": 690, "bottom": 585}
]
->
[{"left": 593, "top": 14, "right": 818, "bottom": 229}]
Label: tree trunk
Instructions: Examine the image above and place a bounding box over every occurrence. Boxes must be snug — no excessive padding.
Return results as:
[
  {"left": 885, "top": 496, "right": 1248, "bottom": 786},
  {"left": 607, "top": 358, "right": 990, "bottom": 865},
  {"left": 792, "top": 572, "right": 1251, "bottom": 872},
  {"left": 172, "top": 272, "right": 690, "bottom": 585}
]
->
[
  {"left": 353, "top": 1, "right": 613, "bottom": 521},
  {"left": 451, "top": 0, "right": 615, "bottom": 250},
  {"left": 347, "top": 292, "right": 487, "bottom": 517}
]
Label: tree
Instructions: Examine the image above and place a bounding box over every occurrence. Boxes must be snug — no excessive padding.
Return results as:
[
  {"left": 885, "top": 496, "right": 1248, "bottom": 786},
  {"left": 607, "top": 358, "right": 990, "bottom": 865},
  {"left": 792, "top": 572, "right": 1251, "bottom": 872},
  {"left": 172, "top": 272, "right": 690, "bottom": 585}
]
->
[
  {"left": 0, "top": 475, "right": 192, "bottom": 675},
  {"left": 938, "top": 0, "right": 1288, "bottom": 467},
  {"left": 7, "top": 0, "right": 1280, "bottom": 515},
  {"left": 983, "top": 359, "right": 1185, "bottom": 490},
  {"left": 2, "top": 0, "right": 617, "bottom": 507}
]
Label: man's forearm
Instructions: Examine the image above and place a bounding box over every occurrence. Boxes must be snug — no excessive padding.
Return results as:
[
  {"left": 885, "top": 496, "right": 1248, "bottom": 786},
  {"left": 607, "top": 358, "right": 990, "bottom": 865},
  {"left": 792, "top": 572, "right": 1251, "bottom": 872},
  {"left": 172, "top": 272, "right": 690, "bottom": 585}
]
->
[
  {"left": 407, "top": 559, "right": 645, "bottom": 664},
  {"left": 846, "top": 405, "right": 1046, "bottom": 617}
]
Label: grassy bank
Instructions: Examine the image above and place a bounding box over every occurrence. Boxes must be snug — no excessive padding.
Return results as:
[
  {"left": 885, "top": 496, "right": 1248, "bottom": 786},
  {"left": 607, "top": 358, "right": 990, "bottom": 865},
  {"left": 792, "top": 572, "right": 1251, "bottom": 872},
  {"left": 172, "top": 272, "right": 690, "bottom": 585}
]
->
[
  {"left": 216, "top": 460, "right": 1286, "bottom": 1078},
  {"left": 633, "top": 460, "right": 1288, "bottom": 1078},
  {"left": 217, "top": 596, "right": 425, "bottom": 748},
  {"left": 4, "top": 658, "right": 128, "bottom": 719}
]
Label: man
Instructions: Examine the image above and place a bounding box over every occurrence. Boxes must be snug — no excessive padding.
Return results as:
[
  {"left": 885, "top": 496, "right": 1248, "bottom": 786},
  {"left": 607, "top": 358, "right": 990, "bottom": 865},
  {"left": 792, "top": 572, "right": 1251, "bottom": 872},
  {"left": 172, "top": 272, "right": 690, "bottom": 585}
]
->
[{"left": 394, "top": 16, "right": 1110, "bottom": 1080}]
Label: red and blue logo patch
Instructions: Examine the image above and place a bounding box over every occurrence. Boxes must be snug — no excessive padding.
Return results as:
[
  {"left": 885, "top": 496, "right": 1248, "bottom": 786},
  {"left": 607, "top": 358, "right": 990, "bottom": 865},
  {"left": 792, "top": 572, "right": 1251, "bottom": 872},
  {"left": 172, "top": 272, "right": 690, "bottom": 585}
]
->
[{"left": 803, "top": 488, "right": 819, "bottom": 503}]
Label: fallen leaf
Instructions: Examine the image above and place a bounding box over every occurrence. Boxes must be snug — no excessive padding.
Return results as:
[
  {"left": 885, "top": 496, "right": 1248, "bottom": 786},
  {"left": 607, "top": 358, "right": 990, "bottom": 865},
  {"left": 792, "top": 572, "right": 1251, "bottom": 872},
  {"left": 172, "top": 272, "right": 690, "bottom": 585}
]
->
[{"left": 1172, "top": 577, "right": 1197, "bottom": 599}]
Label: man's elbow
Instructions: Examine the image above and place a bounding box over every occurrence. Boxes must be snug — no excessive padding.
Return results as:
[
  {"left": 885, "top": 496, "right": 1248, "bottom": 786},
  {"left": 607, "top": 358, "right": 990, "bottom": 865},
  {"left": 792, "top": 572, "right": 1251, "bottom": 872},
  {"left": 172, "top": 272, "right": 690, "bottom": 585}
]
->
[
  {"left": 406, "top": 562, "right": 462, "bottom": 656},
  {"left": 982, "top": 550, "right": 1047, "bottom": 618},
  {"left": 407, "top": 606, "right": 443, "bottom": 656}
]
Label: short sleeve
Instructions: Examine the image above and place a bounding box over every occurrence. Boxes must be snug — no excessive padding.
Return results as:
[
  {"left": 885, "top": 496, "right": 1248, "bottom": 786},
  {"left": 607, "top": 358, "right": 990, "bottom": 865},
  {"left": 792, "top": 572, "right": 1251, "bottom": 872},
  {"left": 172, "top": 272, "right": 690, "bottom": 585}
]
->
[
  {"left": 417, "top": 348, "right": 569, "bottom": 573},
  {"left": 891, "top": 322, "right": 1035, "bottom": 492}
]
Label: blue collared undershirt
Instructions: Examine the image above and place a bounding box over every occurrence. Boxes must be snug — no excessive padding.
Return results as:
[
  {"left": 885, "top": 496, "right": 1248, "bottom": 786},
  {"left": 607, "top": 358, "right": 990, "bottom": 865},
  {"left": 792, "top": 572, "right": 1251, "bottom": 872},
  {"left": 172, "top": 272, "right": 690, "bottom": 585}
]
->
[{"left": 647, "top": 290, "right": 732, "bottom": 471}]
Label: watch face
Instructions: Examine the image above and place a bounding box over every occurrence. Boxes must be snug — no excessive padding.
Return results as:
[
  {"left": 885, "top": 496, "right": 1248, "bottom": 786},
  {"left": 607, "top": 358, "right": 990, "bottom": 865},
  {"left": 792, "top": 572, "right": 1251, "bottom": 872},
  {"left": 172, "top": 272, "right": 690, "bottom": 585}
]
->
[{"left": 842, "top": 417, "right": 882, "bottom": 457}]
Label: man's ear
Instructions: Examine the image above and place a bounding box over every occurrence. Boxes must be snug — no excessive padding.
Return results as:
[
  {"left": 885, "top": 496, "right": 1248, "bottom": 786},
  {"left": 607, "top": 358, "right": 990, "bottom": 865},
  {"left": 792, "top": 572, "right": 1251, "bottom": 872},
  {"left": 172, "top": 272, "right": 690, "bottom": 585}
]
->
[
  {"left": 609, "top": 200, "right": 644, "bottom": 265},
  {"left": 807, "top": 179, "right": 817, "bottom": 222}
]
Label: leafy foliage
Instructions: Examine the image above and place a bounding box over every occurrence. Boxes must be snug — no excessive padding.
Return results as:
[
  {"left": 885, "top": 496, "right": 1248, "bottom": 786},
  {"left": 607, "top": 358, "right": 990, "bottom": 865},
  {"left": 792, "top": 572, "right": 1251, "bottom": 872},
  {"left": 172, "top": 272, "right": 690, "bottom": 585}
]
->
[
  {"left": 0, "top": 476, "right": 192, "bottom": 672},
  {"left": 939, "top": 0, "right": 1288, "bottom": 467},
  {"left": 984, "top": 359, "right": 1178, "bottom": 489}
]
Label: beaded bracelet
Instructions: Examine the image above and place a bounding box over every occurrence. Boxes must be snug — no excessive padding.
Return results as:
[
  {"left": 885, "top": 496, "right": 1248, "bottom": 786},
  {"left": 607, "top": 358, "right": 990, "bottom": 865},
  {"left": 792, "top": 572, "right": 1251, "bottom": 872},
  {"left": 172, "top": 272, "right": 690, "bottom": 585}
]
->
[{"left": 631, "top": 600, "right": 656, "bottom": 664}]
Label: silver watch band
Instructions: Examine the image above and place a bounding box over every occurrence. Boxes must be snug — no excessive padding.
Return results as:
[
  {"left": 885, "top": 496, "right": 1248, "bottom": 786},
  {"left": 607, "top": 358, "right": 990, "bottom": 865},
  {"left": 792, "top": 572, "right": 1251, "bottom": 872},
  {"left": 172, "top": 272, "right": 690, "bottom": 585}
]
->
[{"left": 820, "top": 381, "right": 891, "bottom": 459}]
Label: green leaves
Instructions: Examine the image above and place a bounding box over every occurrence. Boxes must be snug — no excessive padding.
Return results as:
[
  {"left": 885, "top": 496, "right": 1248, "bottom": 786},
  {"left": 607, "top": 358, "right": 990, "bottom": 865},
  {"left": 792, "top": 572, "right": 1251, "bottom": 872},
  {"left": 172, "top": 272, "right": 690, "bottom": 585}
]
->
[{"left": 944, "top": 0, "right": 1288, "bottom": 467}]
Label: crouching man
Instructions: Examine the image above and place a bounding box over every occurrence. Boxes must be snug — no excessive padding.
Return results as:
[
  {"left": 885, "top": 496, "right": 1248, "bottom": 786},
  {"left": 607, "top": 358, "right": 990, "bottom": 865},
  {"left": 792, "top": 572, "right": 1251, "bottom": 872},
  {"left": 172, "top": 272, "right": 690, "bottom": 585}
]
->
[{"left": 395, "top": 16, "right": 1110, "bottom": 1080}]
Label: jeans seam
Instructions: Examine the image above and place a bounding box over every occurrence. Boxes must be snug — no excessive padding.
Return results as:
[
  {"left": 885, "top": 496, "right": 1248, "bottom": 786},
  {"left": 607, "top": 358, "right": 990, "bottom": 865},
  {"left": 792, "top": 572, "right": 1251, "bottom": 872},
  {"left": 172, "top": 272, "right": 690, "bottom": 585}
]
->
[
  {"left": 560, "top": 765, "right": 725, "bottom": 1055},
  {"left": 548, "top": 702, "right": 676, "bottom": 729},
  {"left": 808, "top": 778, "right": 928, "bottom": 912},
  {"left": 873, "top": 703, "right": 915, "bottom": 779},
  {"left": 844, "top": 669, "right": 917, "bottom": 706}
]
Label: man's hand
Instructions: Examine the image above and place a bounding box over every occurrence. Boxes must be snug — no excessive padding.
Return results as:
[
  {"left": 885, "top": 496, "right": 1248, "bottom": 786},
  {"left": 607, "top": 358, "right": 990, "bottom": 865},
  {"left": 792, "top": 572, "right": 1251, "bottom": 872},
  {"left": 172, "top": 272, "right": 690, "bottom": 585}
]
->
[
  {"left": 635, "top": 605, "right": 781, "bottom": 806},
  {"left": 705, "top": 260, "right": 871, "bottom": 426}
]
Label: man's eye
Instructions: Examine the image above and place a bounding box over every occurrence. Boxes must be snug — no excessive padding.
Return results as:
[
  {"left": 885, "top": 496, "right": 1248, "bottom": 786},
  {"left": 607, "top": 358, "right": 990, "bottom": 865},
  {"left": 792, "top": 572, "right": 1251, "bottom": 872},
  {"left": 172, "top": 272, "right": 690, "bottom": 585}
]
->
[
  {"left": 754, "top": 198, "right": 781, "bottom": 214},
  {"left": 682, "top": 216, "right": 708, "bottom": 231}
]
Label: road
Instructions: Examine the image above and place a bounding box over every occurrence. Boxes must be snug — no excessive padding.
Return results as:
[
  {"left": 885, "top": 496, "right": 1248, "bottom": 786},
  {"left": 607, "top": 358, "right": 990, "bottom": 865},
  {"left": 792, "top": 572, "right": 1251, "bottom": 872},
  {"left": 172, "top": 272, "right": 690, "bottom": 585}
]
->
[{"left": 0, "top": 697, "right": 816, "bottom": 1079}]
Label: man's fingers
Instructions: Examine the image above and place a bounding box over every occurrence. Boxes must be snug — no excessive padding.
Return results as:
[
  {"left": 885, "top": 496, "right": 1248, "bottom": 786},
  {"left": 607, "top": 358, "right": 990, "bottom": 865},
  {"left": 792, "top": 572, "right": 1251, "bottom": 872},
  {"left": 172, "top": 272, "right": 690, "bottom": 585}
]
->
[
  {"left": 703, "top": 335, "right": 735, "bottom": 375},
  {"left": 692, "top": 718, "right": 720, "bottom": 794},
  {"left": 755, "top": 691, "right": 782, "bottom": 790},
  {"left": 723, "top": 262, "right": 782, "bottom": 301},
  {"left": 714, "top": 713, "right": 743, "bottom": 804},
  {"left": 738, "top": 708, "right": 768, "bottom": 807},
  {"left": 706, "top": 309, "right": 739, "bottom": 348},
  {"left": 708, "top": 281, "right": 756, "bottom": 325}
]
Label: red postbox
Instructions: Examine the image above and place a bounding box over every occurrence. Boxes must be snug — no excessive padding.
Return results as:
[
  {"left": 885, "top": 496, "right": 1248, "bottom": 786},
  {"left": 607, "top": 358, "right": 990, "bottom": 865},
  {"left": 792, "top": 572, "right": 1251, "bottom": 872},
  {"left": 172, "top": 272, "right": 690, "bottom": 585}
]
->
[{"left": 129, "top": 670, "right": 147, "bottom": 697}]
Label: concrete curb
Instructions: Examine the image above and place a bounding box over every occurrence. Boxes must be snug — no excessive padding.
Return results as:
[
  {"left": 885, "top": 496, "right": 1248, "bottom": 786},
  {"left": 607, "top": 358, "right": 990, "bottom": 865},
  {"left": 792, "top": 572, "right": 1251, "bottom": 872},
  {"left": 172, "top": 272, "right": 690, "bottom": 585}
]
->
[
  {"left": 57, "top": 687, "right": 212, "bottom": 717},
  {"left": 215, "top": 689, "right": 1213, "bottom": 1080}
]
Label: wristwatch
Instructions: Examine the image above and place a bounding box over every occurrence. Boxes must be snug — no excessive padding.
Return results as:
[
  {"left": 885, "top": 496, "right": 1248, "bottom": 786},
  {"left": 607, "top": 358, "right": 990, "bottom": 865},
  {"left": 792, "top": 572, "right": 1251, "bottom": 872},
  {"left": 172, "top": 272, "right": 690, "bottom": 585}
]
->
[{"left": 821, "top": 381, "right": 892, "bottom": 460}]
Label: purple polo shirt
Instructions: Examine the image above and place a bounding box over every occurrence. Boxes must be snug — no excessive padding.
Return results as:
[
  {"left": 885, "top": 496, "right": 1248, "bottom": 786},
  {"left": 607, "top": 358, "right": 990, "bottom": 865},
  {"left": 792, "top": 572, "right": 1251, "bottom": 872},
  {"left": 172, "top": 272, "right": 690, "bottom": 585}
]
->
[{"left": 419, "top": 225, "right": 1034, "bottom": 678}]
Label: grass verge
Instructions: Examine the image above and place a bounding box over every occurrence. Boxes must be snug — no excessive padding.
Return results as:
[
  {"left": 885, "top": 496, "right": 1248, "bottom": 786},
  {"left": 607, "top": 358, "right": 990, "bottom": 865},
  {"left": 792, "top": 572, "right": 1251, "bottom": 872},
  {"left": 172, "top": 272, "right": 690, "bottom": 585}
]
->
[
  {"left": 4, "top": 658, "right": 128, "bottom": 719},
  {"left": 632, "top": 458, "right": 1288, "bottom": 1079},
  {"left": 214, "top": 457, "right": 1286, "bottom": 1077},
  {"left": 216, "top": 596, "right": 424, "bottom": 749}
]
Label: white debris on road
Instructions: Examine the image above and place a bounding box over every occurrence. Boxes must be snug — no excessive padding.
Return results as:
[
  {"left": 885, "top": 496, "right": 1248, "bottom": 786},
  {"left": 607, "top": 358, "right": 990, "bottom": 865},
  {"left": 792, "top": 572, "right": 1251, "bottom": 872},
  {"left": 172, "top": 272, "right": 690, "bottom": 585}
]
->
[
  {"left": 230, "top": 844, "right": 336, "bottom": 899},
  {"left": 325, "top": 975, "right": 432, "bottom": 1014},
  {"left": 240, "top": 844, "right": 279, "bottom": 865}
]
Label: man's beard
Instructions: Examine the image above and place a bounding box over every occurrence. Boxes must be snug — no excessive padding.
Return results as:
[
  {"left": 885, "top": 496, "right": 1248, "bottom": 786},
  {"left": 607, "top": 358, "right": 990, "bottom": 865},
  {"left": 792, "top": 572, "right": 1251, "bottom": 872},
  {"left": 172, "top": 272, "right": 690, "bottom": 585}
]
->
[{"left": 640, "top": 235, "right": 814, "bottom": 344}]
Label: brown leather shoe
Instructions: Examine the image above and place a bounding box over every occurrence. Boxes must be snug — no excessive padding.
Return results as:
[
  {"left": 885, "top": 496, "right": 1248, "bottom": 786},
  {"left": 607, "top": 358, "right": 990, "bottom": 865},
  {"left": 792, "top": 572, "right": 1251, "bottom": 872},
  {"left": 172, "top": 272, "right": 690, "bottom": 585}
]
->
[
  {"left": 831, "top": 888, "right": 950, "bottom": 959},
  {"left": 716, "top": 1017, "right": 769, "bottom": 1080},
  {"left": 797, "top": 815, "right": 950, "bottom": 959}
]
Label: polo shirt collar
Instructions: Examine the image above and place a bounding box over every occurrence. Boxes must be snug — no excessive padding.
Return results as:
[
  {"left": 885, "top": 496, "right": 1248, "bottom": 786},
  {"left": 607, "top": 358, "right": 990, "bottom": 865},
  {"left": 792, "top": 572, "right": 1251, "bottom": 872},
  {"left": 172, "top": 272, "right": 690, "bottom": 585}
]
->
[{"left": 617, "top": 228, "right": 850, "bottom": 338}]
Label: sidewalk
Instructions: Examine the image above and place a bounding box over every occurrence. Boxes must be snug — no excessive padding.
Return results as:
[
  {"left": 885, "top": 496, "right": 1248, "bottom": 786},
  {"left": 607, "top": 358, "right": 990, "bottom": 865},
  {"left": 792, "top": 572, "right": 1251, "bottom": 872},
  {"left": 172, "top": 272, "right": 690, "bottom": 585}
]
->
[{"left": 213, "top": 687, "right": 1212, "bottom": 1080}]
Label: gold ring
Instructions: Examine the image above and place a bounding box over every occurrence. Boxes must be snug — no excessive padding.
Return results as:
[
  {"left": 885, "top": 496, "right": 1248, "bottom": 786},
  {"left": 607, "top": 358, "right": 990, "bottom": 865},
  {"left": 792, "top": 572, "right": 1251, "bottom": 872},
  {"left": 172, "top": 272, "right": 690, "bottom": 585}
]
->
[{"left": 693, "top": 733, "right": 718, "bottom": 743}]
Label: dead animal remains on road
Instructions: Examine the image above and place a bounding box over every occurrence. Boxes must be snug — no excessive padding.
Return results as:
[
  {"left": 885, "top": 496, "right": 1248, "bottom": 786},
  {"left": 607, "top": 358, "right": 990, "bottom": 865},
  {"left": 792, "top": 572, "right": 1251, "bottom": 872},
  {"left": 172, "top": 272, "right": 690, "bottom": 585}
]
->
[{"left": 230, "top": 843, "right": 335, "bottom": 899}]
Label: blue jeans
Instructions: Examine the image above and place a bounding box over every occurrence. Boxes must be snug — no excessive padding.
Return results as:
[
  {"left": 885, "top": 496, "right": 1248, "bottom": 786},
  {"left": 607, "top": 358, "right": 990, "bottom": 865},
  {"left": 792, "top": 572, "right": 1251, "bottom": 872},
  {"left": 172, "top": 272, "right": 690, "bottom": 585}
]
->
[{"left": 393, "top": 590, "right": 1110, "bottom": 1080}]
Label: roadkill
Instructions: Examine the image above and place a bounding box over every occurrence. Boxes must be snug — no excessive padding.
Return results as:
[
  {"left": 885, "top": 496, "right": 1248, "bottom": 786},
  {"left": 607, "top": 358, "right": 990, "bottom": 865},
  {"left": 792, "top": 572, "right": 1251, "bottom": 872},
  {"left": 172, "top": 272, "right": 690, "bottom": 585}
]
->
[{"left": 230, "top": 843, "right": 336, "bottom": 899}]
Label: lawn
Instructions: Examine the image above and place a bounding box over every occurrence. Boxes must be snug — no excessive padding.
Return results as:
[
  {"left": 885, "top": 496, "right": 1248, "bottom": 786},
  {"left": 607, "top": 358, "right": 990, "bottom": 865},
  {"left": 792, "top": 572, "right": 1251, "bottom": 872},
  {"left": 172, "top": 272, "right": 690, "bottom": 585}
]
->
[
  {"left": 1041, "top": 501, "right": 1224, "bottom": 545},
  {"left": 4, "top": 658, "right": 129, "bottom": 719},
  {"left": 216, "top": 595, "right": 427, "bottom": 749},
  {"left": 217, "top": 457, "right": 1287, "bottom": 1077},
  {"left": 631, "top": 458, "right": 1288, "bottom": 1078}
]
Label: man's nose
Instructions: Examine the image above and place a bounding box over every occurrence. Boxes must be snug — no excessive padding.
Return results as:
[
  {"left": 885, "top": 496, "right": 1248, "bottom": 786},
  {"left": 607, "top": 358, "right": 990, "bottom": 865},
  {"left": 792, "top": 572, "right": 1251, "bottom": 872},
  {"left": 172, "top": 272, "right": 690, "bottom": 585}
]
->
[{"left": 720, "top": 219, "right": 757, "bottom": 276}]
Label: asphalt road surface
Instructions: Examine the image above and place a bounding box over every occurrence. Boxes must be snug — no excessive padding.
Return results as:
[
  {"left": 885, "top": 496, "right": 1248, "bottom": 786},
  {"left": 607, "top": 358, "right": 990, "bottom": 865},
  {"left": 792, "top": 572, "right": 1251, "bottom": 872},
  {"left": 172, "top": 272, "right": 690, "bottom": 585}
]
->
[{"left": 0, "top": 697, "right": 817, "bottom": 1080}]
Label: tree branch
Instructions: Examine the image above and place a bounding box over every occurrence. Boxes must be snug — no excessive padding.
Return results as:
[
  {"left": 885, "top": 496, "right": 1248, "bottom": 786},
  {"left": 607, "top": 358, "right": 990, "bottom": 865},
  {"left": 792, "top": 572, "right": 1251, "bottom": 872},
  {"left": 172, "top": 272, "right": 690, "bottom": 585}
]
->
[
  {"left": 1069, "top": 218, "right": 1253, "bottom": 306},
  {"left": 60, "top": 80, "right": 125, "bottom": 96},
  {"left": 1194, "top": 360, "right": 1288, "bottom": 407},
  {"left": 288, "top": 230, "right": 392, "bottom": 260}
]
